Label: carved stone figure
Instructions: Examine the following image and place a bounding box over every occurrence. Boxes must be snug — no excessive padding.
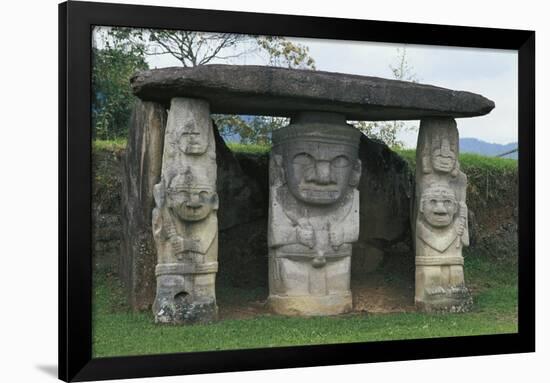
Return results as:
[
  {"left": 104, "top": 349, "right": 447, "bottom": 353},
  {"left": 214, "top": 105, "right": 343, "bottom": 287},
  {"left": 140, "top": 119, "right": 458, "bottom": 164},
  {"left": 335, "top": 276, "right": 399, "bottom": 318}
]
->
[
  {"left": 151, "top": 97, "right": 219, "bottom": 324},
  {"left": 268, "top": 112, "right": 362, "bottom": 316},
  {"left": 414, "top": 118, "right": 472, "bottom": 312}
]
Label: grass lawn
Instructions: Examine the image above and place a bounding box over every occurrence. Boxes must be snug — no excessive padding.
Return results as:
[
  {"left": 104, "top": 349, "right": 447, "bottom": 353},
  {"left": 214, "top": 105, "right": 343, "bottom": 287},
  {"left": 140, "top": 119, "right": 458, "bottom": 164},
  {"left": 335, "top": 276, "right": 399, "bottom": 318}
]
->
[
  {"left": 396, "top": 148, "right": 518, "bottom": 173},
  {"left": 92, "top": 254, "right": 517, "bottom": 358}
]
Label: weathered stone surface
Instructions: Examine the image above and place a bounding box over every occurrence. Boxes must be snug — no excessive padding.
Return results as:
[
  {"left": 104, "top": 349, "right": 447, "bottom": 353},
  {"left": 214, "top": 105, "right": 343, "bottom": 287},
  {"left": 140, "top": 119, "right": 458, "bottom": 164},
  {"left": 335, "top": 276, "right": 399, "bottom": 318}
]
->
[
  {"left": 213, "top": 126, "right": 266, "bottom": 231},
  {"left": 353, "top": 135, "right": 413, "bottom": 274},
  {"left": 152, "top": 98, "right": 219, "bottom": 324},
  {"left": 131, "top": 65, "right": 495, "bottom": 120},
  {"left": 268, "top": 112, "right": 362, "bottom": 316},
  {"left": 414, "top": 118, "right": 472, "bottom": 312},
  {"left": 120, "top": 100, "right": 167, "bottom": 311}
]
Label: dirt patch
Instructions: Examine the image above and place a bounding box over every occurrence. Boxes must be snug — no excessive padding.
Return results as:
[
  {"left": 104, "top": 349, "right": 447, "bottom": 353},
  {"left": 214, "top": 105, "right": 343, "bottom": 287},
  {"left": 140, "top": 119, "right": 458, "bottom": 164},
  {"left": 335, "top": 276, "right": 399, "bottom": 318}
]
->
[
  {"left": 216, "top": 253, "right": 416, "bottom": 319},
  {"left": 218, "top": 300, "right": 270, "bottom": 320},
  {"left": 352, "top": 274, "right": 415, "bottom": 313}
]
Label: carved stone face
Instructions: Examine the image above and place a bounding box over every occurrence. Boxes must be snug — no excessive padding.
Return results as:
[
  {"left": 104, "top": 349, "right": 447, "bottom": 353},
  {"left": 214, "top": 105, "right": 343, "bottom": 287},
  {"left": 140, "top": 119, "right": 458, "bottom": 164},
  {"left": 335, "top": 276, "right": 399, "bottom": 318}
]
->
[
  {"left": 166, "top": 98, "right": 212, "bottom": 155},
  {"left": 166, "top": 185, "right": 218, "bottom": 222},
  {"left": 431, "top": 146, "right": 456, "bottom": 173},
  {"left": 176, "top": 120, "right": 209, "bottom": 154},
  {"left": 420, "top": 186, "right": 458, "bottom": 228},
  {"left": 284, "top": 140, "right": 357, "bottom": 205}
]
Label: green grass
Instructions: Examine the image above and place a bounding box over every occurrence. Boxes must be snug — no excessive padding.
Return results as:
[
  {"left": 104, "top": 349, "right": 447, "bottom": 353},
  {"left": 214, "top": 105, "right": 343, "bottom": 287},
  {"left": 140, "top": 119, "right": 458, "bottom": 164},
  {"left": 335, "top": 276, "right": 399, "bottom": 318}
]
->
[
  {"left": 227, "top": 142, "right": 271, "bottom": 154},
  {"left": 92, "top": 255, "right": 517, "bottom": 358},
  {"left": 92, "top": 139, "right": 517, "bottom": 174},
  {"left": 396, "top": 149, "right": 517, "bottom": 173},
  {"left": 92, "top": 138, "right": 128, "bottom": 152}
]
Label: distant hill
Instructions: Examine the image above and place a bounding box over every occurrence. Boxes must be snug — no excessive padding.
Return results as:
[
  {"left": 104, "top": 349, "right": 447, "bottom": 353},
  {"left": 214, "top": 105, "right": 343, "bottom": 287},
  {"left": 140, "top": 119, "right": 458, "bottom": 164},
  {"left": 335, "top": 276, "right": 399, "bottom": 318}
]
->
[{"left": 460, "top": 138, "right": 518, "bottom": 159}]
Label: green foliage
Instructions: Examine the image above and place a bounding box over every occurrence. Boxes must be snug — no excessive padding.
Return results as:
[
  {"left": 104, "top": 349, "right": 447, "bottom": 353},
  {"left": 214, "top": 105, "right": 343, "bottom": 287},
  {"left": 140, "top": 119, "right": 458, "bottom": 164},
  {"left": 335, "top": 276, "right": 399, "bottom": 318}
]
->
[
  {"left": 256, "top": 36, "right": 316, "bottom": 69},
  {"left": 93, "top": 253, "right": 517, "bottom": 357},
  {"left": 351, "top": 120, "right": 407, "bottom": 149},
  {"left": 101, "top": 27, "right": 317, "bottom": 144},
  {"left": 227, "top": 142, "right": 271, "bottom": 154},
  {"left": 92, "top": 39, "right": 148, "bottom": 140},
  {"left": 92, "top": 138, "right": 128, "bottom": 152},
  {"left": 214, "top": 115, "right": 288, "bottom": 145}
]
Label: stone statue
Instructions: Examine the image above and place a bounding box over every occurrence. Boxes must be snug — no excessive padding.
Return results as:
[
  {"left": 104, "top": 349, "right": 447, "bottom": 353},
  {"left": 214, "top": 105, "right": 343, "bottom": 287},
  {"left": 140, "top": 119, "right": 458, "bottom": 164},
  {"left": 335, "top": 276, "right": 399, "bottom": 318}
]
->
[
  {"left": 414, "top": 118, "right": 472, "bottom": 312},
  {"left": 268, "top": 112, "right": 362, "bottom": 316},
  {"left": 151, "top": 97, "right": 219, "bottom": 324}
]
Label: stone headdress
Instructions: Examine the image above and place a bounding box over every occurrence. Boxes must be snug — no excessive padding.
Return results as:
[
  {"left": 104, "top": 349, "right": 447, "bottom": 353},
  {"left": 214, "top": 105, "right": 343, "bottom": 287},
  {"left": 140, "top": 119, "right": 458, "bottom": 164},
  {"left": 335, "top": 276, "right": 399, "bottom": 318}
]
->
[{"left": 418, "top": 118, "right": 460, "bottom": 177}]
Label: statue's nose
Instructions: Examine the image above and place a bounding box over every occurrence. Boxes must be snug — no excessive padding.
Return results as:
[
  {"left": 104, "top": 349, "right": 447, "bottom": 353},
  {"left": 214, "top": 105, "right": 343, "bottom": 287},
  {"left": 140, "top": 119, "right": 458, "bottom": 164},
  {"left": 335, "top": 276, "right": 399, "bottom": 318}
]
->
[
  {"left": 188, "top": 132, "right": 199, "bottom": 143},
  {"left": 434, "top": 202, "right": 447, "bottom": 213},
  {"left": 186, "top": 194, "right": 202, "bottom": 208},
  {"left": 314, "top": 161, "right": 332, "bottom": 184}
]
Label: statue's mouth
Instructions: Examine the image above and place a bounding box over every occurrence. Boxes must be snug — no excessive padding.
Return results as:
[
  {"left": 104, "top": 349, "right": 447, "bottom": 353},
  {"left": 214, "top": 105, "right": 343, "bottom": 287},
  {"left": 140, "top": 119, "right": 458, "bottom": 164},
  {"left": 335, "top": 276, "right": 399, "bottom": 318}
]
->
[
  {"left": 300, "top": 189, "right": 339, "bottom": 200},
  {"left": 185, "top": 144, "right": 206, "bottom": 153},
  {"left": 436, "top": 160, "right": 453, "bottom": 168},
  {"left": 429, "top": 213, "right": 451, "bottom": 225}
]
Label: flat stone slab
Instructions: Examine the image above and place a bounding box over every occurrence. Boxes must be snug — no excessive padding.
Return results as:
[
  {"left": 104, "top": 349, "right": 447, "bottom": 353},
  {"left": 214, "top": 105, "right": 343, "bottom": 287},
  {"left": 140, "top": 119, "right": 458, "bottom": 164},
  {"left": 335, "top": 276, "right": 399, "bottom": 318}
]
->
[{"left": 131, "top": 65, "right": 494, "bottom": 121}]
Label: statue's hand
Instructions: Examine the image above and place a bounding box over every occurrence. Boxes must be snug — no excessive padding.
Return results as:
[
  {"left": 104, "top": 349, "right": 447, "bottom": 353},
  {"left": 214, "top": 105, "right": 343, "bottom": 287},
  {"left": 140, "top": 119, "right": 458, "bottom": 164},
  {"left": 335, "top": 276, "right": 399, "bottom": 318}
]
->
[
  {"left": 170, "top": 236, "right": 185, "bottom": 255},
  {"left": 297, "top": 225, "right": 315, "bottom": 249},
  {"left": 329, "top": 229, "right": 344, "bottom": 250},
  {"left": 183, "top": 238, "right": 201, "bottom": 253},
  {"left": 456, "top": 217, "right": 466, "bottom": 236}
]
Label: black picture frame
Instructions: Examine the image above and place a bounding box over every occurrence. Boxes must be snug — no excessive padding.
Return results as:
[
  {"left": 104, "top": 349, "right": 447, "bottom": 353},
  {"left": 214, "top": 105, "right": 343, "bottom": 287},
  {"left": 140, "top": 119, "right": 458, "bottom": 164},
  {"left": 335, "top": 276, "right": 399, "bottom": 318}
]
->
[{"left": 59, "top": 1, "right": 535, "bottom": 381}]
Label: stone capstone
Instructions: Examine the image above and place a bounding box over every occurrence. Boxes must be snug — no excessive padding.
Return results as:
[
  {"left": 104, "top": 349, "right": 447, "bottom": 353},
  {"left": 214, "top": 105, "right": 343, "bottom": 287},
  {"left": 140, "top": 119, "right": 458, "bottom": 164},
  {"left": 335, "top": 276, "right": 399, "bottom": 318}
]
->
[{"left": 131, "top": 65, "right": 495, "bottom": 120}]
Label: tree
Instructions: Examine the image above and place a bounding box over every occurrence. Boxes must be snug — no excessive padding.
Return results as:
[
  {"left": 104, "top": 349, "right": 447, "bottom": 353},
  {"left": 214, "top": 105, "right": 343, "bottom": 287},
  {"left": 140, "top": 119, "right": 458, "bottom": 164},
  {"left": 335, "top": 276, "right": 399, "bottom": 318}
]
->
[
  {"left": 255, "top": 36, "right": 316, "bottom": 69},
  {"left": 92, "top": 41, "right": 148, "bottom": 140},
  {"left": 104, "top": 28, "right": 316, "bottom": 144},
  {"left": 107, "top": 28, "right": 257, "bottom": 67},
  {"left": 351, "top": 47, "right": 419, "bottom": 148}
]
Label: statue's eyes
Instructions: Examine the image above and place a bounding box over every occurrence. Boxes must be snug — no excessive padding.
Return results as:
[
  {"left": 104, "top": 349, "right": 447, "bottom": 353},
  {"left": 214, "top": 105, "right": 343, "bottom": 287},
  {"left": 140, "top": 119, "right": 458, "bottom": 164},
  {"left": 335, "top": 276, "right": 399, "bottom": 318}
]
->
[
  {"left": 430, "top": 199, "right": 437, "bottom": 205},
  {"left": 199, "top": 191, "right": 208, "bottom": 199},
  {"left": 331, "top": 155, "right": 350, "bottom": 168},
  {"left": 292, "top": 153, "right": 314, "bottom": 166},
  {"left": 443, "top": 200, "right": 453, "bottom": 207}
]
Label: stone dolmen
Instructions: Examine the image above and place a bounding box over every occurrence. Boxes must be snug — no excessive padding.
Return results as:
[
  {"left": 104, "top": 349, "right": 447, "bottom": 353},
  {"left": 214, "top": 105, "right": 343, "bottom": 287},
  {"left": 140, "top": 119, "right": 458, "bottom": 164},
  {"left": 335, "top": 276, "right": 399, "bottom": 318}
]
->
[{"left": 122, "top": 64, "right": 494, "bottom": 323}]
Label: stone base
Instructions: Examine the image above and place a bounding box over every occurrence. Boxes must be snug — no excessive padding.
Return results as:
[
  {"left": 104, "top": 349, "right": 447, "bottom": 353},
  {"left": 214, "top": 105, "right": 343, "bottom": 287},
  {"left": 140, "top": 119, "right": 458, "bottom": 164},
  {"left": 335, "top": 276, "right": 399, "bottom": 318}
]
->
[
  {"left": 268, "top": 293, "right": 352, "bottom": 316},
  {"left": 153, "top": 298, "right": 218, "bottom": 324},
  {"left": 415, "top": 256, "right": 472, "bottom": 313},
  {"left": 415, "top": 285, "right": 473, "bottom": 313}
]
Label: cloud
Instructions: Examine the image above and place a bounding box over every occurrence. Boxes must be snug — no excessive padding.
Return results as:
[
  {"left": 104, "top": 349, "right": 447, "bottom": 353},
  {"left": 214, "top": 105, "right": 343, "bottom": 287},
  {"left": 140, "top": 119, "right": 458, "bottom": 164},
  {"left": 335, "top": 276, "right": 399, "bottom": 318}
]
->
[{"left": 289, "top": 37, "right": 518, "bottom": 146}]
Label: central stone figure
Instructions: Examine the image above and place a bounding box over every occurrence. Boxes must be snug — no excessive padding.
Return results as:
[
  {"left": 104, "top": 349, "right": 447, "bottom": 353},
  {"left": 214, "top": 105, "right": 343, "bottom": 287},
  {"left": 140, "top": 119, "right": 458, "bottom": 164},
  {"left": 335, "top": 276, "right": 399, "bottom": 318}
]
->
[{"left": 268, "top": 112, "right": 362, "bottom": 316}]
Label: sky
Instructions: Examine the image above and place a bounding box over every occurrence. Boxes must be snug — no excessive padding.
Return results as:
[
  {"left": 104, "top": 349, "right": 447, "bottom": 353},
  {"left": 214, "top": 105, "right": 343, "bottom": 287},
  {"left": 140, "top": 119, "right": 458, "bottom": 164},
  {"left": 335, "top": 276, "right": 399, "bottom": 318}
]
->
[{"left": 94, "top": 27, "right": 518, "bottom": 148}]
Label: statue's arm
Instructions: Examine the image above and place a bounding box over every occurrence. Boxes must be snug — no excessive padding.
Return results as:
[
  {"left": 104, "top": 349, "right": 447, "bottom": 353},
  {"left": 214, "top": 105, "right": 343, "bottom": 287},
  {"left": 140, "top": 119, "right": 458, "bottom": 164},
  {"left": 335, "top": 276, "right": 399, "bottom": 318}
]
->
[
  {"left": 330, "top": 191, "right": 360, "bottom": 248},
  {"left": 459, "top": 202, "right": 470, "bottom": 246},
  {"left": 268, "top": 188, "right": 300, "bottom": 248},
  {"left": 189, "top": 215, "right": 218, "bottom": 254},
  {"left": 269, "top": 217, "right": 300, "bottom": 247}
]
